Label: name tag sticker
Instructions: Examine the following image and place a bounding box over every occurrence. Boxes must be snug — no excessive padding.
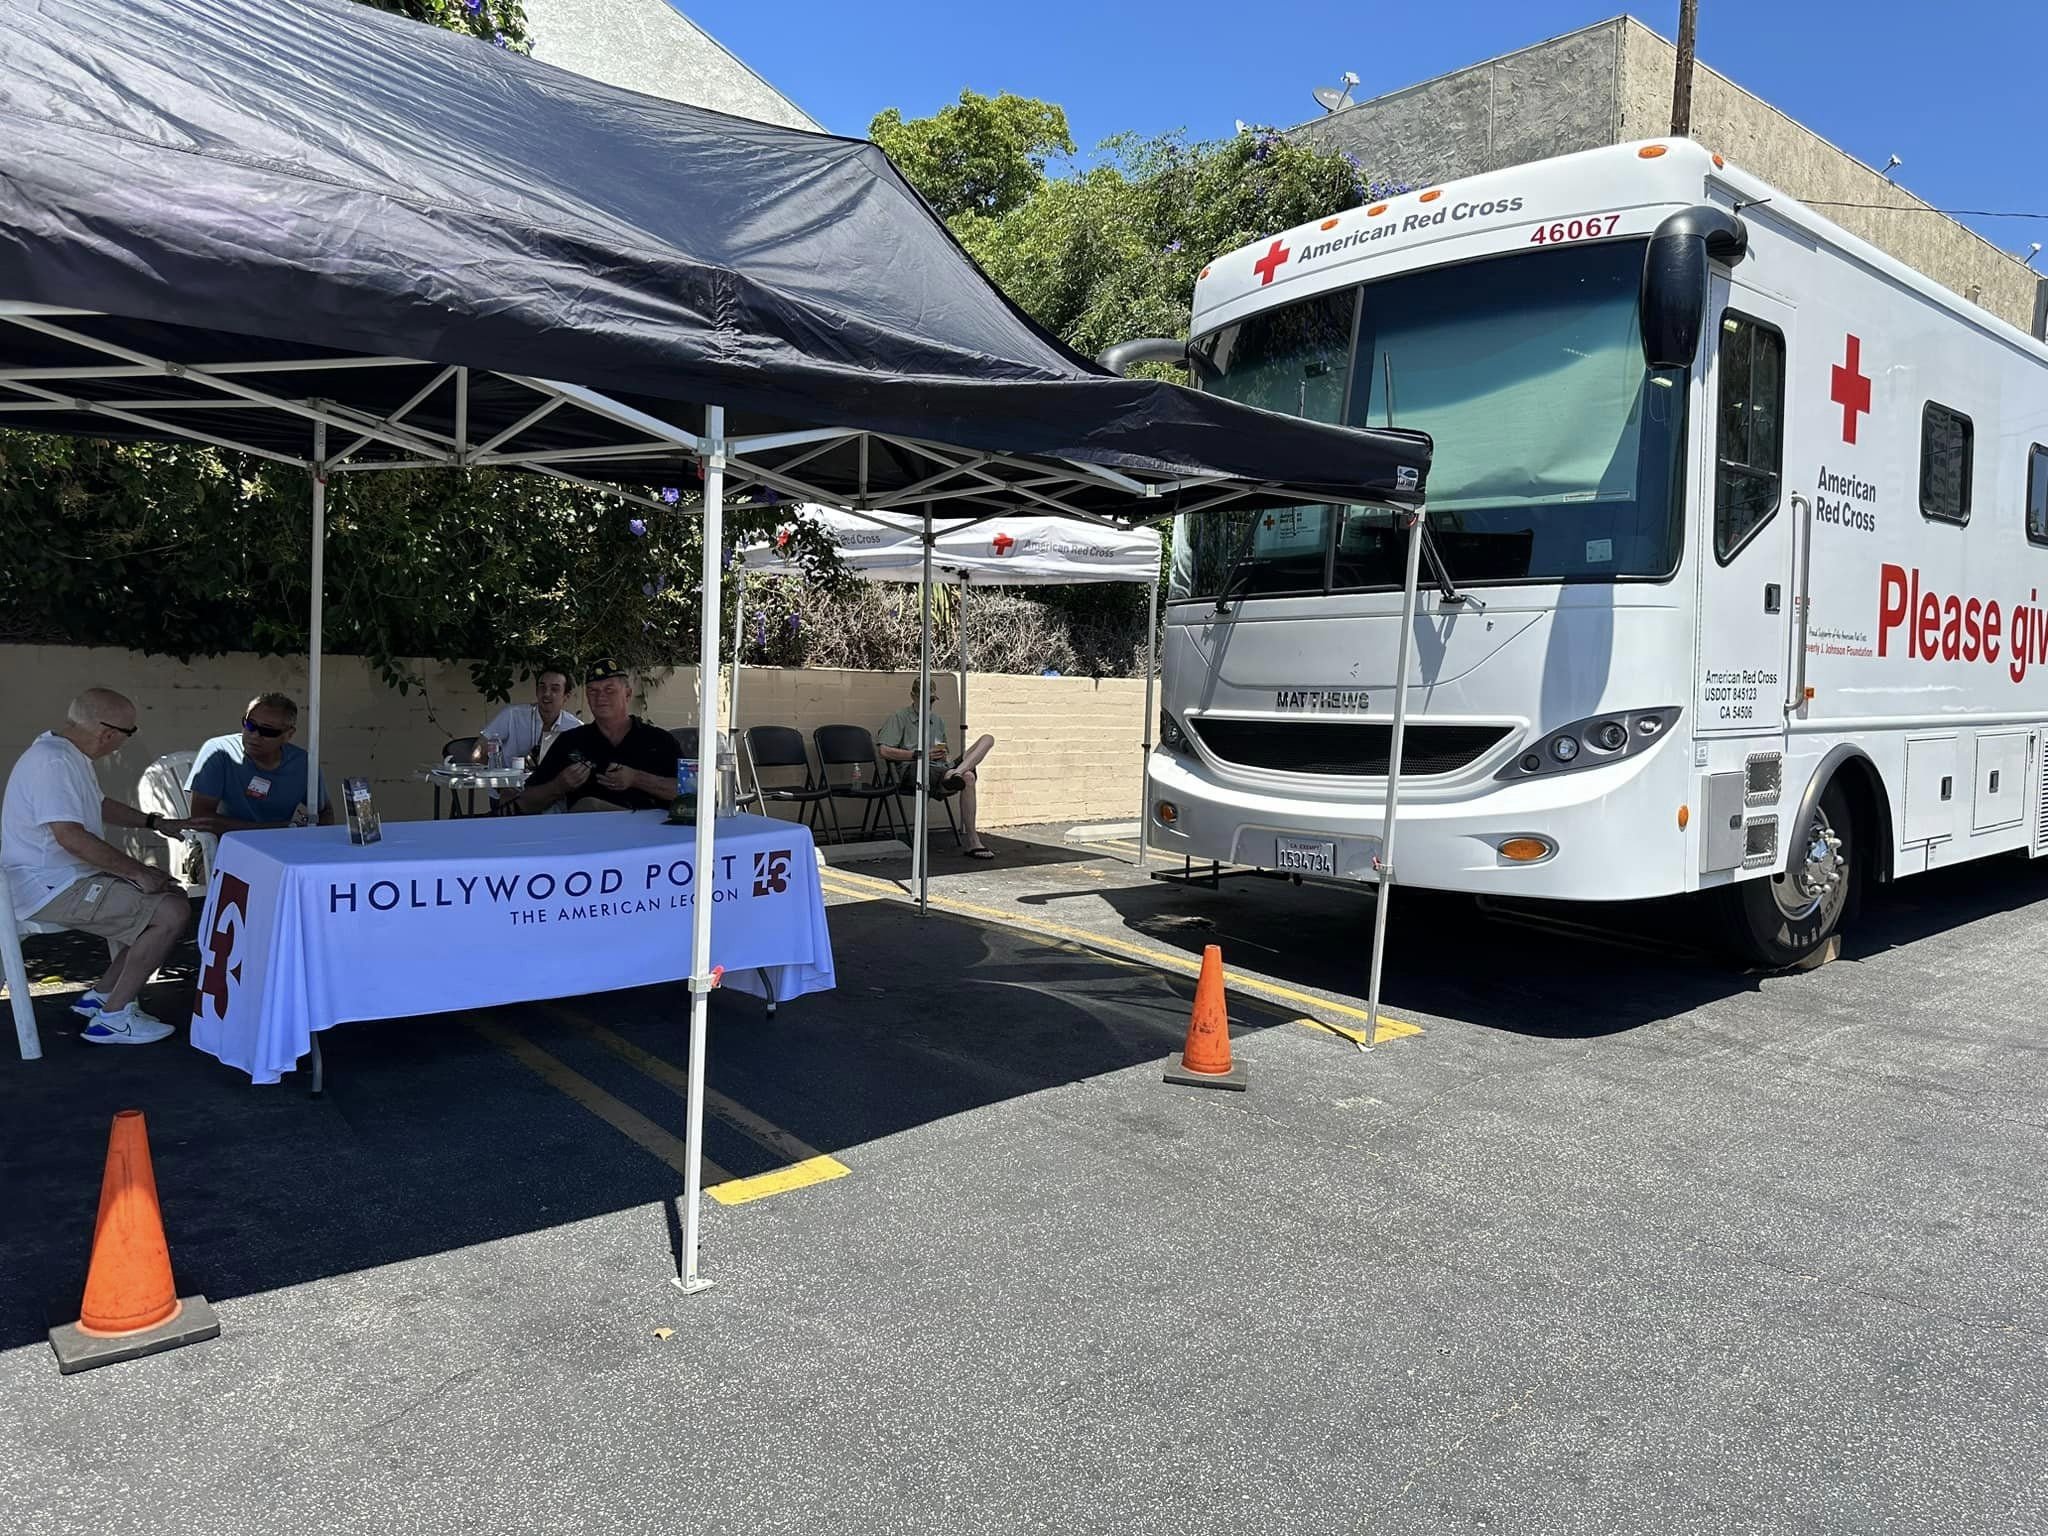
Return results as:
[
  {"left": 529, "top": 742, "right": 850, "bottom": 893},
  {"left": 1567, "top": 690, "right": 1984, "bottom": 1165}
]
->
[
  {"left": 84, "top": 882, "right": 104, "bottom": 906},
  {"left": 247, "top": 775, "right": 272, "bottom": 800}
]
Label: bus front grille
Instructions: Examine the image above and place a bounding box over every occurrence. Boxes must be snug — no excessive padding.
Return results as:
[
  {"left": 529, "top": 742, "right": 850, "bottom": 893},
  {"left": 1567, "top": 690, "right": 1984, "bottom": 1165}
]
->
[{"left": 1188, "top": 718, "right": 1512, "bottom": 778}]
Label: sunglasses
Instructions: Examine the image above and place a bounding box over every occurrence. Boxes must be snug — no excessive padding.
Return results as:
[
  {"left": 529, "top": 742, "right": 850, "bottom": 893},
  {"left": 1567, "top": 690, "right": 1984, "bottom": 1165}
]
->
[
  {"left": 99, "top": 720, "right": 137, "bottom": 739},
  {"left": 242, "top": 717, "right": 291, "bottom": 739}
]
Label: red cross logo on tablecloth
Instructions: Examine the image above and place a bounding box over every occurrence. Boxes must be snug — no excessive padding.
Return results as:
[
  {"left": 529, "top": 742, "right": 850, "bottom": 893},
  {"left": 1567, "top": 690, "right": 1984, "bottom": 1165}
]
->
[
  {"left": 1830, "top": 334, "right": 1871, "bottom": 445},
  {"left": 1252, "top": 239, "right": 1291, "bottom": 287},
  {"left": 991, "top": 532, "right": 1015, "bottom": 555}
]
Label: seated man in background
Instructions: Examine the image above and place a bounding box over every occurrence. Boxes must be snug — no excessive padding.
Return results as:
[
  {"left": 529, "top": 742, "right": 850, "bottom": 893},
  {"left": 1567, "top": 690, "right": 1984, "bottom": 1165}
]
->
[
  {"left": 186, "top": 692, "right": 333, "bottom": 833},
  {"left": 473, "top": 665, "right": 579, "bottom": 772},
  {"left": 2, "top": 688, "right": 193, "bottom": 1046},
  {"left": 513, "top": 660, "right": 680, "bottom": 814},
  {"left": 877, "top": 677, "right": 997, "bottom": 859}
]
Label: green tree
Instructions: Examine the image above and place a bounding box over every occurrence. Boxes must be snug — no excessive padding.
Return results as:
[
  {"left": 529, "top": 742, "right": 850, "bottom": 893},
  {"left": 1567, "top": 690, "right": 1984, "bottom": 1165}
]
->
[
  {"left": 870, "top": 91, "right": 1075, "bottom": 222},
  {"left": 358, "top": 0, "right": 530, "bottom": 50}
]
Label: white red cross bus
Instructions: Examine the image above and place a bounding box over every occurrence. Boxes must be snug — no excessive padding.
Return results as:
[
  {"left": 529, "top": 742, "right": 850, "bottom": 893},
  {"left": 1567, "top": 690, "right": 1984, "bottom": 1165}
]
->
[{"left": 1140, "top": 139, "right": 2048, "bottom": 964}]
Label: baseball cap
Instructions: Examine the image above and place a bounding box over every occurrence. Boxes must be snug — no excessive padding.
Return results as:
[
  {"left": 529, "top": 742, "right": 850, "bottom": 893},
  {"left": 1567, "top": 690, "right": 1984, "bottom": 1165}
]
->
[{"left": 585, "top": 658, "right": 630, "bottom": 684}]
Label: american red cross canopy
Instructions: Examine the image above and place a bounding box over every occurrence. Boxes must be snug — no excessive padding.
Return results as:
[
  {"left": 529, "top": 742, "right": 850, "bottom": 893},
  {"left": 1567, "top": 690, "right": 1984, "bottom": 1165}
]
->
[{"left": 0, "top": 0, "right": 1433, "bottom": 1289}]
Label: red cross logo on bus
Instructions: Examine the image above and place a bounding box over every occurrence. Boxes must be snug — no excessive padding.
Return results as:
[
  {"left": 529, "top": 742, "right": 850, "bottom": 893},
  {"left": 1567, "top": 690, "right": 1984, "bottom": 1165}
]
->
[
  {"left": 991, "top": 532, "right": 1015, "bottom": 555},
  {"left": 1252, "top": 239, "right": 1291, "bottom": 287},
  {"left": 1830, "top": 334, "right": 1871, "bottom": 445}
]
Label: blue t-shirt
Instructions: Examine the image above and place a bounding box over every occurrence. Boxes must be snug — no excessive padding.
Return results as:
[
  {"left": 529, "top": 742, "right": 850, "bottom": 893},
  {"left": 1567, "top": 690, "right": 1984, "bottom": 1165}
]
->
[{"left": 189, "top": 737, "right": 331, "bottom": 824}]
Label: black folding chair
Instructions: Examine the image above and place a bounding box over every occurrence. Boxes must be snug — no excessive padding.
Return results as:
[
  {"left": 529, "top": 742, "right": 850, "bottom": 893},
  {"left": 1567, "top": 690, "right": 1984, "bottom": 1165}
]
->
[
  {"left": 812, "top": 725, "right": 903, "bottom": 840},
  {"left": 438, "top": 735, "right": 479, "bottom": 819},
  {"left": 744, "top": 726, "right": 839, "bottom": 841}
]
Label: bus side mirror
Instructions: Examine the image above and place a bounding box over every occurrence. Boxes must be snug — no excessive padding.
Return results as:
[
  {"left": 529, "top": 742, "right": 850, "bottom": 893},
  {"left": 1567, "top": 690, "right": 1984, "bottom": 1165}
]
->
[{"left": 1640, "top": 207, "right": 1749, "bottom": 370}]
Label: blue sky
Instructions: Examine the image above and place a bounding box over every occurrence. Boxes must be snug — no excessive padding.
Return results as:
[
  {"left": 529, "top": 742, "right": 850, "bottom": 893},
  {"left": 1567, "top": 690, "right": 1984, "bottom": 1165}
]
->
[{"left": 673, "top": 0, "right": 2047, "bottom": 258}]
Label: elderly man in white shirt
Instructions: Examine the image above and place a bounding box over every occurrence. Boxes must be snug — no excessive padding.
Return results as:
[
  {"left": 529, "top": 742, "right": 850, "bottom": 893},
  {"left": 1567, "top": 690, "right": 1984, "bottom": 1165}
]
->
[
  {"left": 471, "top": 667, "right": 580, "bottom": 808},
  {"left": 1, "top": 687, "right": 194, "bottom": 1045}
]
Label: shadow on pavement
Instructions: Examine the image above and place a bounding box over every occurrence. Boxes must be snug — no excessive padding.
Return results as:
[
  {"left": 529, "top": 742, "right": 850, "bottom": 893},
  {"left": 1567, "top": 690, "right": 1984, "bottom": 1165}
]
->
[
  {"left": 1034, "top": 851, "right": 2048, "bottom": 1041},
  {"left": 0, "top": 894, "right": 1283, "bottom": 1353}
]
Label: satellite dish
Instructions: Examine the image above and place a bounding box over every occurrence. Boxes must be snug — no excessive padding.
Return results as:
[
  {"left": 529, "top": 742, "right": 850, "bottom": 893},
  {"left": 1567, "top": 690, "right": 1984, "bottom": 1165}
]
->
[{"left": 1312, "top": 70, "right": 1360, "bottom": 115}]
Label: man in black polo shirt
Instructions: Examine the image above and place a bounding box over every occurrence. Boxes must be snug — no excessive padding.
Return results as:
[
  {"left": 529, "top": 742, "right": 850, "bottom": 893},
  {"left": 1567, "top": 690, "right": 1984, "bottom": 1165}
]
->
[{"left": 513, "top": 660, "right": 681, "bottom": 813}]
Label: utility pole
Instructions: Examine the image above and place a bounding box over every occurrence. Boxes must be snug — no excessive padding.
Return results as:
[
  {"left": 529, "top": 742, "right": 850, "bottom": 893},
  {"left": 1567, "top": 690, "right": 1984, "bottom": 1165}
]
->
[{"left": 1670, "top": 0, "right": 1698, "bottom": 137}]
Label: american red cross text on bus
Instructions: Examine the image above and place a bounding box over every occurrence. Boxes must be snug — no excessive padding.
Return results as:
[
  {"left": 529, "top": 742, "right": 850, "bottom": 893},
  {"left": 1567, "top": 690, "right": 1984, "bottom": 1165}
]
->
[
  {"left": 1253, "top": 239, "right": 1290, "bottom": 286},
  {"left": 1831, "top": 334, "right": 1871, "bottom": 445}
]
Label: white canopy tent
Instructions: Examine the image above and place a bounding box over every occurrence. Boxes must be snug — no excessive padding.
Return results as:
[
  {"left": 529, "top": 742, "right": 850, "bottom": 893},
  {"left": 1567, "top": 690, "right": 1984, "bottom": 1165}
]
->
[{"left": 733, "top": 506, "right": 1166, "bottom": 885}]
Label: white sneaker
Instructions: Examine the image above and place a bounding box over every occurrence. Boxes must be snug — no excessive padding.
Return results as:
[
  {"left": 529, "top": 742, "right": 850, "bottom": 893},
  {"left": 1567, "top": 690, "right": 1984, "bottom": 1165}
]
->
[
  {"left": 81, "top": 1004, "right": 175, "bottom": 1046},
  {"left": 70, "top": 989, "right": 109, "bottom": 1020}
]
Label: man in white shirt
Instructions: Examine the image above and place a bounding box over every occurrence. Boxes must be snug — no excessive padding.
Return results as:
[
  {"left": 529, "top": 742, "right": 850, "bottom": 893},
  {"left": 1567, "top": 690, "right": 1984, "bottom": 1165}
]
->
[
  {"left": 472, "top": 668, "right": 579, "bottom": 808},
  {"left": 1, "top": 688, "right": 194, "bottom": 1045}
]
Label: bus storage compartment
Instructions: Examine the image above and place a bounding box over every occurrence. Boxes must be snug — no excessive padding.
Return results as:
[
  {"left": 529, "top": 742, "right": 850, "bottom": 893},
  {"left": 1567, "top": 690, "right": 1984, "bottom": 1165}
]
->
[
  {"left": 1702, "top": 771, "right": 1747, "bottom": 872},
  {"left": 1903, "top": 736, "right": 1960, "bottom": 846},
  {"left": 1972, "top": 731, "right": 2028, "bottom": 834}
]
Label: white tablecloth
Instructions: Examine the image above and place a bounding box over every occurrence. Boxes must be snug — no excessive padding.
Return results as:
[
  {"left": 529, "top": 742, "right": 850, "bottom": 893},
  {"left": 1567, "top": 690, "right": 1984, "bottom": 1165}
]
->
[{"left": 190, "top": 811, "right": 835, "bottom": 1083}]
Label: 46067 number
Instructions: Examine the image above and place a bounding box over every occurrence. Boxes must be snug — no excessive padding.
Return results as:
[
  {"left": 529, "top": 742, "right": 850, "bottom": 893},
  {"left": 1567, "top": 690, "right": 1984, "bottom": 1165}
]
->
[{"left": 1530, "top": 214, "right": 1622, "bottom": 245}]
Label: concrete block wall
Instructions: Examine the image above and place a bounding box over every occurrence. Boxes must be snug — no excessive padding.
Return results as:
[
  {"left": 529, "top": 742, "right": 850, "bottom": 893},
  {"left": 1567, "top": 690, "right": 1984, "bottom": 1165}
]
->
[
  {"left": 728, "top": 665, "right": 1150, "bottom": 830},
  {"left": 0, "top": 647, "right": 1145, "bottom": 867},
  {"left": 1616, "top": 20, "right": 2042, "bottom": 336}
]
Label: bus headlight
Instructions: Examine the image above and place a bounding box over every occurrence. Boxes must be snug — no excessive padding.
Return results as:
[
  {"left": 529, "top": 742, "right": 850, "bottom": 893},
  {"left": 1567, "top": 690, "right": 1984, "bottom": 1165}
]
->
[{"left": 1498, "top": 707, "right": 1682, "bottom": 781}]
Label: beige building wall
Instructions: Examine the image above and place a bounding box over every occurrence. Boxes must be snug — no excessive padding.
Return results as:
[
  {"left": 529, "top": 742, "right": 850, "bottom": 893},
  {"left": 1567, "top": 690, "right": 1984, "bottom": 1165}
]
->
[
  {"left": 0, "top": 648, "right": 1140, "bottom": 866},
  {"left": 1616, "top": 19, "right": 2040, "bottom": 334},
  {"left": 728, "top": 665, "right": 1148, "bottom": 831}
]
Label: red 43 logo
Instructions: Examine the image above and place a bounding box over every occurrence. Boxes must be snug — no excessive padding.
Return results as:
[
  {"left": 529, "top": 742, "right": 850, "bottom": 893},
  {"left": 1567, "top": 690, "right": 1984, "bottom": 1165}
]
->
[{"left": 752, "top": 849, "right": 792, "bottom": 897}]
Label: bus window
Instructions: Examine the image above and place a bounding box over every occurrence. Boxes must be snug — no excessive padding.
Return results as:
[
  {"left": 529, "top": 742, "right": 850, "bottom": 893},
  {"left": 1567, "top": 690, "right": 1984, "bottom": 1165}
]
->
[
  {"left": 1713, "top": 311, "right": 1785, "bottom": 562},
  {"left": 2027, "top": 444, "right": 2048, "bottom": 546},
  {"left": 1340, "top": 240, "right": 1687, "bottom": 588},
  {"left": 1920, "top": 403, "right": 1974, "bottom": 524},
  {"left": 1177, "top": 289, "right": 1356, "bottom": 600}
]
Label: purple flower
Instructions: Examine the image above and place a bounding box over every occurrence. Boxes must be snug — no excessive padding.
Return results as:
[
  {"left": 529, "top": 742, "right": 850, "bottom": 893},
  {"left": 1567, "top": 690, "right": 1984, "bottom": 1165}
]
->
[
  {"left": 786, "top": 613, "right": 800, "bottom": 632},
  {"left": 628, "top": 518, "right": 647, "bottom": 537},
  {"left": 755, "top": 618, "right": 767, "bottom": 650},
  {"left": 642, "top": 581, "right": 657, "bottom": 598},
  {"left": 462, "top": 0, "right": 481, "bottom": 12},
  {"left": 660, "top": 486, "right": 681, "bottom": 505},
  {"left": 491, "top": 30, "right": 508, "bottom": 48},
  {"left": 1163, "top": 240, "right": 1183, "bottom": 254}
]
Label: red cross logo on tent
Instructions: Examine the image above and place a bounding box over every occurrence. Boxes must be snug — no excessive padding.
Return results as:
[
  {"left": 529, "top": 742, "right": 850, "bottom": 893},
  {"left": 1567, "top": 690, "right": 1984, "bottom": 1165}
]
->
[
  {"left": 991, "top": 532, "right": 1015, "bottom": 555},
  {"left": 1252, "top": 239, "right": 1290, "bottom": 287},
  {"left": 1830, "top": 334, "right": 1871, "bottom": 445}
]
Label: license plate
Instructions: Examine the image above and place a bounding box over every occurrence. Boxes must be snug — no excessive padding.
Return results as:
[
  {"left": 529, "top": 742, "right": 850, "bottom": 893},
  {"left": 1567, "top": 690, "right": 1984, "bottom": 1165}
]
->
[{"left": 1275, "top": 836, "right": 1335, "bottom": 875}]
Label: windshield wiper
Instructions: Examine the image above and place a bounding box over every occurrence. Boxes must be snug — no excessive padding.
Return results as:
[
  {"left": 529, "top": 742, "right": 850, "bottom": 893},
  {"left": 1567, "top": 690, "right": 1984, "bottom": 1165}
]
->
[{"left": 1213, "top": 511, "right": 1266, "bottom": 614}]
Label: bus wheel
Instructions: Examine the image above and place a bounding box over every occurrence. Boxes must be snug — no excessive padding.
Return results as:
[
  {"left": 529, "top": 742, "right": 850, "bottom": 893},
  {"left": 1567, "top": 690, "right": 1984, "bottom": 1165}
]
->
[{"left": 1720, "top": 781, "right": 1857, "bottom": 967}]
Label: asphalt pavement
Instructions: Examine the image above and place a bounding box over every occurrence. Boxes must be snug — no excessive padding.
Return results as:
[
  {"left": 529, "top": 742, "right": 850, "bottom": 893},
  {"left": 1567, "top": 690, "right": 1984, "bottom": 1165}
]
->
[{"left": 2, "top": 825, "right": 2042, "bottom": 1534}]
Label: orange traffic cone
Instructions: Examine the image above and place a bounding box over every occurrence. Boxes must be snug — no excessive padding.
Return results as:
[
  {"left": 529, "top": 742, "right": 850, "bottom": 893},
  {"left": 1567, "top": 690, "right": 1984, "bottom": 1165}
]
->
[
  {"left": 49, "top": 1110, "right": 219, "bottom": 1374},
  {"left": 1164, "top": 945, "right": 1247, "bottom": 1091}
]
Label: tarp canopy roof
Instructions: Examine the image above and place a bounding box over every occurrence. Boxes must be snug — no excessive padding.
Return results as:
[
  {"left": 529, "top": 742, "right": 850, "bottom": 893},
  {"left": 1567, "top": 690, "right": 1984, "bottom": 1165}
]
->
[
  {"left": 739, "top": 508, "right": 1161, "bottom": 586},
  {"left": 0, "top": 0, "right": 1432, "bottom": 521}
]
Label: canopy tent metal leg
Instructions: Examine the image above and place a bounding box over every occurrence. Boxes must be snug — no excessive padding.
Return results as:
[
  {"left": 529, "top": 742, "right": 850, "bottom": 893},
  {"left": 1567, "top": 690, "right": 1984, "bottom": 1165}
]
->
[
  {"left": 729, "top": 575, "right": 746, "bottom": 794},
  {"left": 914, "top": 508, "right": 933, "bottom": 916},
  {"left": 957, "top": 578, "right": 970, "bottom": 739},
  {"left": 677, "top": 403, "right": 726, "bottom": 1296},
  {"left": 306, "top": 421, "right": 326, "bottom": 815},
  {"left": 1362, "top": 508, "right": 1425, "bottom": 1053},
  {"left": 1136, "top": 573, "right": 1159, "bottom": 870}
]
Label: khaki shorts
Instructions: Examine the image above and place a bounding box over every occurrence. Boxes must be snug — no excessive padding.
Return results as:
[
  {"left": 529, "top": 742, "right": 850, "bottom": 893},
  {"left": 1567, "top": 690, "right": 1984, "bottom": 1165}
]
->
[{"left": 29, "top": 876, "right": 159, "bottom": 948}]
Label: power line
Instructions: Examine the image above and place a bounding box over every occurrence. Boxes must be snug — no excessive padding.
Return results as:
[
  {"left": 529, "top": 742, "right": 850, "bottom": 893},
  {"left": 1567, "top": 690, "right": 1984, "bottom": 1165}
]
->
[{"left": 1796, "top": 199, "right": 2048, "bottom": 222}]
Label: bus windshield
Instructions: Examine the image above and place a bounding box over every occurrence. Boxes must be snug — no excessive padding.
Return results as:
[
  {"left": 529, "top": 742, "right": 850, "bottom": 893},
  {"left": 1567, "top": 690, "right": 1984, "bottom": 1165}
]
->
[{"left": 1173, "top": 239, "right": 1688, "bottom": 600}]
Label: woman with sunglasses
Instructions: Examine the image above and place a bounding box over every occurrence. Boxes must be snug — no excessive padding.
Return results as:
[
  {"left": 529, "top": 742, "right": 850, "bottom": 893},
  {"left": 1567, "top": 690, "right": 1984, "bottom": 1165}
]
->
[{"left": 186, "top": 692, "right": 334, "bottom": 835}]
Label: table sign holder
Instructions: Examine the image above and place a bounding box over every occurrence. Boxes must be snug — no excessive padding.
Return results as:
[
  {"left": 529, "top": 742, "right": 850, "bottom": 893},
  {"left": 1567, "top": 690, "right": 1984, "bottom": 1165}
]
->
[{"left": 344, "top": 777, "right": 381, "bottom": 845}]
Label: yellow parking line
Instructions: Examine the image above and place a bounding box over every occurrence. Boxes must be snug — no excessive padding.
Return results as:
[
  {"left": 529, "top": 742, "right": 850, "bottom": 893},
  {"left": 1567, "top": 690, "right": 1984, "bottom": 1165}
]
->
[
  {"left": 535, "top": 1006, "right": 851, "bottom": 1206},
  {"left": 470, "top": 1017, "right": 735, "bottom": 1185},
  {"left": 817, "top": 866, "right": 1422, "bottom": 1043},
  {"left": 702, "top": 1156, "right": 850, "bottom": 1207}
]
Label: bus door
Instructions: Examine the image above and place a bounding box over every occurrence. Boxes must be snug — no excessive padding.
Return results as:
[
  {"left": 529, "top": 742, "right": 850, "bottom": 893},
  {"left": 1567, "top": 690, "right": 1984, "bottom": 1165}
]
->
[{"left": 1694, "top": 281, "right": 1795, "bottom": 743}]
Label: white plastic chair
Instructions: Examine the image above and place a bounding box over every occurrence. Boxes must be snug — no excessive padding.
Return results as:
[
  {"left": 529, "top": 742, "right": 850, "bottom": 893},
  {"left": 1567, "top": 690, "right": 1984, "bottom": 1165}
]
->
[
  {"left": 2, "top": 896, "right": 55, "bottom": 1060},
  {"left": 139, "top": 749, "right": 216, "bottom": 884}
]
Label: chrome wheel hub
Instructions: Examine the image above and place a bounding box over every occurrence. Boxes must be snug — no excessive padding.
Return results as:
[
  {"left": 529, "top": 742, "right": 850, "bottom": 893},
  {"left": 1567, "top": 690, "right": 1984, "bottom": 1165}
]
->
[{"left": 1772, "top": 810, "right": 1846, "bottom": 923}]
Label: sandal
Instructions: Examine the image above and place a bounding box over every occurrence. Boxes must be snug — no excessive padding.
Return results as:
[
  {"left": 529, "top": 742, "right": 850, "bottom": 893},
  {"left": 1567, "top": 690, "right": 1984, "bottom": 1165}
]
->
[{"left": 965, "top": 846, "right": 995, "bottom": 860}]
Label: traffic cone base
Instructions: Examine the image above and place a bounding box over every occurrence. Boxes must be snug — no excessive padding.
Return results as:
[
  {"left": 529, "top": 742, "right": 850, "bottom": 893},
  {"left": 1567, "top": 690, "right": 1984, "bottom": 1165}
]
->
[
  {"left": 49, "top": 1109, "right": 220, "bottom": 1375},
  {"left": 1164, "top": 944, "right": 1248, "bottom": 1092},
  {"left": 50, "top": 1295, "right": 219, "bottom": 1375}
]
